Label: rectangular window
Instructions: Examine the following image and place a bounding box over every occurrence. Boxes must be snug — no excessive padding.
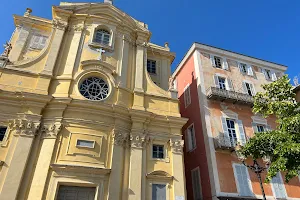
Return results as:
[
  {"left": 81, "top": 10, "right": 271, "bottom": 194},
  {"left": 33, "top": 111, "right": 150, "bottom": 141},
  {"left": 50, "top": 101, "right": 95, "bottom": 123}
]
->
[
  {"left": 0, "top": 127, "right": 7, "bottom": 141},
  {"left": 147, "top": 60, "right": 157, "bottom": 74},
  {"left": 257, "top": 125, "right": 265, "bottom": 133},
  {"left": 226, "top": 119, "right": 237, "bottom": 147},
  {"left": 29, "top": 34, "right": 48, "bottom": 50},
  {"left": 218, "top": 77, "right": 226, "bottom": 90},
  {"left": 57, "top": 186, "right": 96, "bottom": 200},
  {"left": 152, "top": 145, "right": 164, "bottom": 159},
  {"left": 233, "top": 164, "right": 253, "bottom": 196},
  {"left": 186, "top": 124, "right": 196, "bottom": 151},
  {"left": 214, "top": 56, "right": 222, "bottom": 68},
  {"left": 152, "top": 184, "right": 166, "bottom": 200},
  {"left": 76, "top": 139, "right": 95, "bottom": 148},
  {"left": 191, "top": 168, "right": 202, "bottom": 200},
  {"left": 184, "top": 84, "right": 191, "bottom": 108},
  {"left": 271, "top": 173, "right": 287, "bottom": 198},
  {"left": 245, "top": 82, "right": 254, "bottom": 96},
  {"left": 240, "top": 63, "right": 247, "bottom": 74}
]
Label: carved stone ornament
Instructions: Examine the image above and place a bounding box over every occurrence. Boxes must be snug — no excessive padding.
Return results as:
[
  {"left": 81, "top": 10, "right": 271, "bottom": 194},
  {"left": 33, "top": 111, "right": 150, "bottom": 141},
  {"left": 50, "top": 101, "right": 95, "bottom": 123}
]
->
[
  {"left": 41, "top": 123, "right": 63, "bottom": 138},
  {"left": 52, "top": 19, "right": 68, "bottom": 30},
  {"left": 8, "top": 119, "right": 40, "bottom": 136},
  {"left": 130, "top": 134, "right": 147, "bottom": 148},
  {"left": 170, "top": 139, "right": 184, "bottom": 154},
  {"left": 112, "top": 131, "right": 129, "bottom": 146},
  {"left": 72, "top": 25, "right": 85, "bottom": 32}
]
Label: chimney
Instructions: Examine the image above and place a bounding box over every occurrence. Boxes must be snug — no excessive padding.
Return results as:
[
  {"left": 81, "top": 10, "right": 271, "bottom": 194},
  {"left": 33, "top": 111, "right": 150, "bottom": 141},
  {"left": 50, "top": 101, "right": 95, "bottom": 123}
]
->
[{"left": 104, "top": 0, "right": 113, "bottom": 4}]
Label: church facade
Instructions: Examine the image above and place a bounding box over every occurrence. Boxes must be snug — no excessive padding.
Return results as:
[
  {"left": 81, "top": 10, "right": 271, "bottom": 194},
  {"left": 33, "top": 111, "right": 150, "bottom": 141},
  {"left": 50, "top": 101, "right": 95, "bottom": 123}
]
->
[{"left": 0, "top": 1, "right": 187, "bottom": 200}]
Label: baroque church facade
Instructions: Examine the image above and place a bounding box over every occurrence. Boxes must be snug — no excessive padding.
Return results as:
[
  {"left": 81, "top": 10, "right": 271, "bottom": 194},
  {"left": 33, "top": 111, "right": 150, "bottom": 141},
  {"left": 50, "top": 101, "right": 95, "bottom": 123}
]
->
[{"left": 0, "top": 1, "right": 187, "bottom": 200}]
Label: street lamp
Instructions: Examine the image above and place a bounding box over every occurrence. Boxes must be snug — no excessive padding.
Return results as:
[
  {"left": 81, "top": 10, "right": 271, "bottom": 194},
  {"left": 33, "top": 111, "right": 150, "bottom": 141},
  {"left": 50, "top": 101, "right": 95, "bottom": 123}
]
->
[{"left": 234, "top": 146, "right": 270, "bottom": 200}]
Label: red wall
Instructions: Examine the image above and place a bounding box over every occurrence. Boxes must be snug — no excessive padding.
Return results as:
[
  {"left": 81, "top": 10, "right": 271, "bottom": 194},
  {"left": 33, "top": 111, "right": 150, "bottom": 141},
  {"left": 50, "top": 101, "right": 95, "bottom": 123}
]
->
[{"left": 176, "top": 54, "right": 212, "bottom": 200}]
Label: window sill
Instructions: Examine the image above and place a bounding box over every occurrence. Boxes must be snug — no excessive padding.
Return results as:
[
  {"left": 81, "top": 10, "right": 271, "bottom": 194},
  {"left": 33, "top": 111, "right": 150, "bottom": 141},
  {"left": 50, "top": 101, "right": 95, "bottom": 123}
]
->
[
  {"left": 88, "top": 42, "right": 113, "bottom": 52},
  {"left": 151, "top": 157, "right": 170, "bottom": 163}
]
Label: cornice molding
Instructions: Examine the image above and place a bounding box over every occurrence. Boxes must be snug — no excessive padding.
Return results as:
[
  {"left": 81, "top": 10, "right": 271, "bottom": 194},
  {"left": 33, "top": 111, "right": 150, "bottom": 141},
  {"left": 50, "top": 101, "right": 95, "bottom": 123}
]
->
[{"left": 8, "top": 119, "right": 41, "bottom": 137}]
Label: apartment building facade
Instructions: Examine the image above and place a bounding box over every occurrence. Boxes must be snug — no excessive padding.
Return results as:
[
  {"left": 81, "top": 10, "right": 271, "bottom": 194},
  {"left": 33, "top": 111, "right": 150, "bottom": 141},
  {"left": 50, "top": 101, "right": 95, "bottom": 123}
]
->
[
  {"left": 173, "top": 43, "right": 300, "bottom": 200},
  {"left": 0, "top": 1, "right": 187, "bottom": 200}
]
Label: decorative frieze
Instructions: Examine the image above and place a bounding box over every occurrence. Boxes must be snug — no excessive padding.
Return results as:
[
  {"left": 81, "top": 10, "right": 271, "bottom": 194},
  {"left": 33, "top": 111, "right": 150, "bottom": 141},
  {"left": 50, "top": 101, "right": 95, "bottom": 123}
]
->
[
  {"left": 52, "top": 19, "right": 68, "bottom": 30},
  {"left": 170, "top": 139, "right": 184, "bottom": 154},
  {"left": 8, "top": 119, "right": 40, "bottom": 137},
  {"left": 40, "top": 123, "right": 63, "bottom": 138},
  {"left": 71, "top": 24, "right": 85, "bottom": 32},
  {"left": 130, "top": 134, "right": 147, "bottom": 149}
]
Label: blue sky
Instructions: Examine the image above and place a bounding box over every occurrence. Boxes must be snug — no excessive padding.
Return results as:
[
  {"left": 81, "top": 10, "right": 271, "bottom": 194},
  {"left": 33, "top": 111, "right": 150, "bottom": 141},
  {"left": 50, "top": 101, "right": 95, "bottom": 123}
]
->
[{"left": 0, "top": 0, "right": 299, "bottom": 82}]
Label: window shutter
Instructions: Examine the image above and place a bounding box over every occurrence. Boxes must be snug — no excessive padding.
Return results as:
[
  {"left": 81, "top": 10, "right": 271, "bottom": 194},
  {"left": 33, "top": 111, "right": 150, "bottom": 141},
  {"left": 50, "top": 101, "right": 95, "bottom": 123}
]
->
[
  {"left": 192, "top": 169, "right": 202, "bottom": 200},
  {"left": 187, "top": 129, "right": 193, "bottom": 151},
  {"left": 252, "top": 123, "right": 258, "bottom": 134},
  {"left": 191, "top": 126, "right": 196, "bottom": 149},
  {"left": 234, "top": 165, "right": 253, "bottom": 196},
  {"left": 238, "top": 62, "right": 242, "bottom": 73},
  {"left": 266, "top": 125, "right": 271, "bottom": 131},
  {"left": 249, "top": 83, "right": 256, "bottom": 95},
  {"left": 222, "top": 57, "right": 229, "bottom": 70},
  {"left": 210, "top": 55, "right": 216, "bottom": 67},
  {"left": 247, "top": 65, "right": 254, "bottom": 76},
  {"left": 221, "top": 117, "right": 229, "bottom": 137},
  {"left": 38, "top": 36, "right": 47, "bottom": 49},
  {"left": 214, "top": 75, "right": 219, "bottom": 88},
  {"left": 237, "top": 120, "right": 246, "bottom": 145},
  {"left": 185, "top": 130, "right": 189, "bottom": 152},
  {"left": 271, "top": 71, "right": 277, "bottom": 81},
  {"left": 271, "top": 173, "right": 287, "bottom": 198},
  {"left": 226, "top": 78, "right": 233, "bottom": 91},
  {"left": 261, "top": 68, "right": 268, "bottom": 79},
  {"left": 242, "top": 82, "right": 248, "bottom": 94}
]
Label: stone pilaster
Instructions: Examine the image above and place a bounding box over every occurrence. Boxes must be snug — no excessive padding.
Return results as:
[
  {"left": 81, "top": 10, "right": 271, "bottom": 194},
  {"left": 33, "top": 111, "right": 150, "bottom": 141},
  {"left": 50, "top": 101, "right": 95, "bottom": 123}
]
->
[
  {"left": 170, "top": 139, "right": 186, "bottom": 199},
  {"left": 128, "top": 132, "right": 147, "bottom": 200},
  {"left": 27, "top": 122, "right": 62, "bottom": 200},
  {"left": 9, "top": 25, "right": 30, "bottom": 62},
  {"left": 0, "top": 118, "right": 40, "bottom": 200},
  {"left": 41, "top": 19, "right": 68, "bottom": 75},
  {"left": 108, "top": 130, "right": 129, "bottom": 200}
]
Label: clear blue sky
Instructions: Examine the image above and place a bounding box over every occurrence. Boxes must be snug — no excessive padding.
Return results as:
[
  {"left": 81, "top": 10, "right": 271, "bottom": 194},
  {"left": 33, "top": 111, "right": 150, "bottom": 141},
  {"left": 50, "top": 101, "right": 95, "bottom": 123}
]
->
[{"left": 0, "top": 0, "right": 299, "bottom": 81}]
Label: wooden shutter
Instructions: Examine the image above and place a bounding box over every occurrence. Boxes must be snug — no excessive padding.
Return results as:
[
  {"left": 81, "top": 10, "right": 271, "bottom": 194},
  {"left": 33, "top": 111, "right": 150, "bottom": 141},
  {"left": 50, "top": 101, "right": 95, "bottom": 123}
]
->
[
  {"left": 152, "top": 184, "right": 166, "bottom": 200},
  {"left": 271, "top": 173, "right": 287, "bottom": 198},
  {"left": 242, "top": 82, "right": 248, "bottom": 94},
  {"left": 222, "top": 57, "right": 229, "bottom": 70},
  {"left": 234, "top": 164, "right": 253, "bottom": 196},
  {"left": 210, "top": 55, "right": 216, "bottom": 67},
  {"left": 247, "top": 65, "right": 254, "bottom": 76},
  {"left": 252, "top": 122, "right": 258, "bottom": 134},
  {"left": 213, "top": 75, "right": 219, "bottom": 88},
  {"left": 226, "top": 78, "right": 233, "bottom": 91},
  {"left": 261, "top": 68, "right": 268, "bottom": 79},
  {"left": 187, "top": 128, "right": 193, "bottom": 151},
  {"left": 185, "top": 130, "right": 189, "bottom": 152},
  {"left": 192, "top": 168, "right": 202, "bottom": 200},
  {"left": 271, "top": 71, "right": 277, "bottom": 81},
  {"left": 191, "top": 125, "right": 196, "bottom": 150},
  {"left": 237, "top": 120, "right": 246, "bottom": 145}
]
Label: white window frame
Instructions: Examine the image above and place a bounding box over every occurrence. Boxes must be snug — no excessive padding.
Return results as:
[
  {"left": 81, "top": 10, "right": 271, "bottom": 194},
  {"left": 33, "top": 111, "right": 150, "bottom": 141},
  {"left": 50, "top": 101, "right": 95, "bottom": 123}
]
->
[
  {"left": 93, "top": 29, "right": 111, "bottom": 46},
  {"left": 149, "top": 181, "right": 170, "bottom": 200},
  {"left": 150, "top": 140, "right": 169, "bottom": 162},
  {"left": 232, "top": 163, "right": 254, "bottom": 197},
  {"left": 210, "top": 55, "right": 229, "bottom": 70},
  {"left": 214, "top": 74, "right": 233, "bottom": 91},
  {"left": 261, "top": 68, "right": 277, "bottom": 81},
  {"left": 89, "top": 24, "right": 115, "bottom": 50},
  {"left": 76, "top": 139, "right": 95, "bottom": 149},
  {"left": 186, "top": 124, "right": 196, "bottom": 152},
  {"left": 191, "top": 167, "right": 203, "bottom": 200},
  {"left": 152, "top": 144, "right": 165, "bottom": 159},
  {"left": 218, "top": 76, "right": 226, "bottom": 90},
  {"left": 271, "top": 172, "right": 287, "bottom": 199},
  {"left": 243, "top": 81, "right": 256, "bottom": 96},
  {"left": 184, "top": 84, "right": 191, "bottom": 108},
  {"left": 238, "top": 62, "right": 254, "bottom": 76}
]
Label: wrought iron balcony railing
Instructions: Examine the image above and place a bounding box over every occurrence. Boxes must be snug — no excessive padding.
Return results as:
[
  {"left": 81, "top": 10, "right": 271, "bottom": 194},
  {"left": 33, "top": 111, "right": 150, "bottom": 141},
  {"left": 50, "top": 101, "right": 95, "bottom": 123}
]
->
[
  {"left": 206, "top": 87, "right": 254, "bottom": 105},
  {"left": 214, "top": 134, "right": 246, "bottom": 150}
]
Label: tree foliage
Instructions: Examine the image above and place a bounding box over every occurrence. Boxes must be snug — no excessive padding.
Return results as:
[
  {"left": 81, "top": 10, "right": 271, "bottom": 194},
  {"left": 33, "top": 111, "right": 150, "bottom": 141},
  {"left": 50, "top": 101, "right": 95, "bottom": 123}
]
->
[{"left": 240, "top": 75, "right": 300, "bottom": 182}]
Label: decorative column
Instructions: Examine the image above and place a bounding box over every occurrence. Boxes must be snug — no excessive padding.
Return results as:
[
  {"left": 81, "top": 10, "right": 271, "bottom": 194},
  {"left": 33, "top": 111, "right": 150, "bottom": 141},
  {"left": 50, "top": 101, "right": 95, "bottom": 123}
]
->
[
  {"left": 128, "top": 133, "right": 146, "bottom": 200},
  {"left": 108, "top": 130, "right": 128, "bottom": 200},
  {"left": 0, "top": 118, "right": 40, "bottom": 200},
  {"left": 170, "top": 139, "right": 186, "bottom": 200},
  {"left": 27, "top": 122, "right": 62, "bottom": 200},
  {"left": 41, "top": 19, "right": 68, "bottom": 75}
]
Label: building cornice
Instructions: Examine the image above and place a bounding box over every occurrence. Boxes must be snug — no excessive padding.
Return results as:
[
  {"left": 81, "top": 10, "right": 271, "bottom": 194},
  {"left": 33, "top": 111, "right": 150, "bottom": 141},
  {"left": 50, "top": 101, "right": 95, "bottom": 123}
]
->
[{"left": 172, "top": 43, "right": 288, "bottom": 78}]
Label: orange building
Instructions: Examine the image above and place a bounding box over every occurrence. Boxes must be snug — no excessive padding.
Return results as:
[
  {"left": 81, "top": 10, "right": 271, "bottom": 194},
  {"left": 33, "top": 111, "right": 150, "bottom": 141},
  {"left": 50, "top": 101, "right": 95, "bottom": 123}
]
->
[{"left": 173, "top": 43, "right": 300, "bottom": 200}]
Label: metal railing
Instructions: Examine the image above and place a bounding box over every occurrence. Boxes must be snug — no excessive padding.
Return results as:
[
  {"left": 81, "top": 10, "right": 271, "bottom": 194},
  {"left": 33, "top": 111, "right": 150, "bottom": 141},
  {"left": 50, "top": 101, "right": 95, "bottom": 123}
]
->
[
  {"left": 214, "top": 134, "right": 246, "bottom": 150},
  {"left": 206, "top": 87, "right": 254, "bottom": 105}
]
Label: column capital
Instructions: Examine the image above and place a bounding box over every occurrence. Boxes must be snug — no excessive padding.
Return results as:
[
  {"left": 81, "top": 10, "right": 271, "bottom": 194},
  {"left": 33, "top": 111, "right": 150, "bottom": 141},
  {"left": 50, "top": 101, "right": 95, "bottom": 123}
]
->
[
  {"left": 40, "top": 122, "right": 63, "bottom": 139},
  {"left": 52, "top": 18, "right": 68, "bottom": 30},
  {"left": 130, "top": 133, "right": 149, "bottom": 149},
  {"left": 112, "top": 130, "right": 129, "bottom": 147},
  {"left": 170, "top": 139, "right": 184, "bottom": 154},
  {"left": 8, "top": 119, "right": 40, "bottom": 137}
]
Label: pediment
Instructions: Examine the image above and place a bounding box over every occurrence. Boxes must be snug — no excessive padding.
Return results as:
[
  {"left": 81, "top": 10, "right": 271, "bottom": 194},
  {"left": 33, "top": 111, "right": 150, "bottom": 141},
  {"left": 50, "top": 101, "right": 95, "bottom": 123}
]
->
[{"left": 146, "top": 170, "right": 173, "bottom": 180}]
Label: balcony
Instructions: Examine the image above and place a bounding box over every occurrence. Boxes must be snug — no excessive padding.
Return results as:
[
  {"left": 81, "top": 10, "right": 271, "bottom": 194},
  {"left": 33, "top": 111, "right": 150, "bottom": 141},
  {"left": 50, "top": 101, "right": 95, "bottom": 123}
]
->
[
  {"left": 214, "top": 134, "right": 246, "bottom": 151},
  {"left": 206, "top": 87, "right": 254, "bottom": 105}
]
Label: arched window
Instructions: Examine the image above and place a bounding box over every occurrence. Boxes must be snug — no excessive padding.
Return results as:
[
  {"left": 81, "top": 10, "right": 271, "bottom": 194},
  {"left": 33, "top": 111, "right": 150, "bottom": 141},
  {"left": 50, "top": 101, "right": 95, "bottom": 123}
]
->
[{"left": 93, "top": 29, "right": 110, "bottom": 45}]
